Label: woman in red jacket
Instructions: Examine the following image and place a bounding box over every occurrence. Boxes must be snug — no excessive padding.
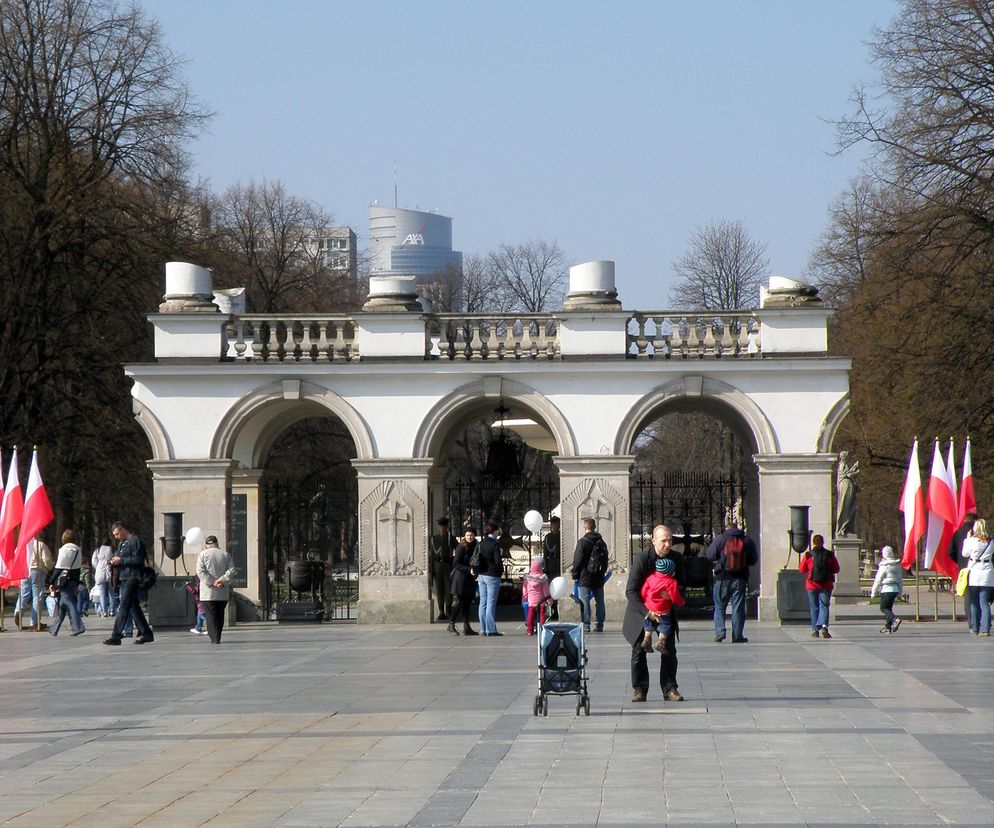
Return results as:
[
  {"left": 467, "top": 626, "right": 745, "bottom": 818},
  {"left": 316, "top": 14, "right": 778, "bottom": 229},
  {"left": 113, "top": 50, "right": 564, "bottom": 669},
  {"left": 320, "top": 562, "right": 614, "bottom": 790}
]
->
[{"left": 799, "top": 534, "right": 840, "bottom": 639}]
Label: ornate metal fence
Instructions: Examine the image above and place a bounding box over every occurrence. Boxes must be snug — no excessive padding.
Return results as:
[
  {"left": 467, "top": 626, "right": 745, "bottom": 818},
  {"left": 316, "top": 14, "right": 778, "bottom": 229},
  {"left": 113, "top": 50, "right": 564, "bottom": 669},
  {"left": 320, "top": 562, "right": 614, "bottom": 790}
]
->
[
  {"left": 263, "top": 474, "right": 358, "bottom": 621},
  {"left": 629, "top": 472, "right": 747, "bottom": 562}
]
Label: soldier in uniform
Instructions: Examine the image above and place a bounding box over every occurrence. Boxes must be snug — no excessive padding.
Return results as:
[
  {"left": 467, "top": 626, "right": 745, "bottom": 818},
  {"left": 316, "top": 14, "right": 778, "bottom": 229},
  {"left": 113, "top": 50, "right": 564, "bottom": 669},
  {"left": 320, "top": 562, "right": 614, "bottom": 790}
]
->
[{"left": 431, "top": 517, "right": 458, "bottom": 620}]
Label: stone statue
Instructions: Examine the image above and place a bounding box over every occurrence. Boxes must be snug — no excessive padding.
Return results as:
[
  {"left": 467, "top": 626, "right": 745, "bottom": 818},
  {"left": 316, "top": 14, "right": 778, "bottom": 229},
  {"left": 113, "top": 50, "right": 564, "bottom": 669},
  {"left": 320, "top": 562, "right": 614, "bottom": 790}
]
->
[{"left": 835, "top": 451, "right": 859, "bottom": 537}]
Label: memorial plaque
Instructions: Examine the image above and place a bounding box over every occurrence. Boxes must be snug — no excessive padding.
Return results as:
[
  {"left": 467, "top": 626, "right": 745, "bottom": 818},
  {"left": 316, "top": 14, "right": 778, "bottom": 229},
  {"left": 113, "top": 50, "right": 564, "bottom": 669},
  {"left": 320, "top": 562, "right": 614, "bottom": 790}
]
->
[{"left": 230, "top": 493, "right": 248, "bottom": 588}]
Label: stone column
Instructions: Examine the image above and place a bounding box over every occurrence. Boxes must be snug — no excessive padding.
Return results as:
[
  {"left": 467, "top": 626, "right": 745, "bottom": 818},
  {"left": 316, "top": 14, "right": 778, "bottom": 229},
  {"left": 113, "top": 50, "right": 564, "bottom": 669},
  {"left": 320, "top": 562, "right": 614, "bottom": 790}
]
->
[
  {"left": 146, "top": 459, "right": 235, "bottom": 626},
  {"left": 230, "top": 468, "right": 264, "bottom": 607},
  {"left": 352, "top": 459, "right": 433, "bottom": 623},
  {"left": 554, "top": 455, "right": 635, "bottom": 622},
  {"left": 753, "top": 454, "right": 836, "bottom": 622}
]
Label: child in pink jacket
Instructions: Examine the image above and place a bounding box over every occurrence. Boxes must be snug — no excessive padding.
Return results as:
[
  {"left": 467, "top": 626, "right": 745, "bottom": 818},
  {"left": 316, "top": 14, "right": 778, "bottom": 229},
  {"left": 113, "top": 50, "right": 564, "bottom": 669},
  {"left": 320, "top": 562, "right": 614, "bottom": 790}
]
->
[
  {"left": 522, "top": 558, "right": 551, "bottom": 635},
  {"left": 640, "top": 557, "right": 684, "bottom": 654}
]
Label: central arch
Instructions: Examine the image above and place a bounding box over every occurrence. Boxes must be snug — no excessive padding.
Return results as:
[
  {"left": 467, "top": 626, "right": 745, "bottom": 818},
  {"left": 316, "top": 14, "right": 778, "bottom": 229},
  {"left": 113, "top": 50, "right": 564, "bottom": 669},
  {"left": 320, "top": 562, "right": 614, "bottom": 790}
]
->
[{"left": 413, "top": 377, "right": 577, "bottom": 460}]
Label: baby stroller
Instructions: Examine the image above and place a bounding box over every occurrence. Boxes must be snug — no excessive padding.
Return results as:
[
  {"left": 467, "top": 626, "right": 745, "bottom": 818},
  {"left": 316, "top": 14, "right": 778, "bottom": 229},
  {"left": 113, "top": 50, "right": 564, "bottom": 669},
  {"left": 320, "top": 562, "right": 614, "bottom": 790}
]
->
[{"left": 533, "top": 621, "right": 590, "bottom": 716}]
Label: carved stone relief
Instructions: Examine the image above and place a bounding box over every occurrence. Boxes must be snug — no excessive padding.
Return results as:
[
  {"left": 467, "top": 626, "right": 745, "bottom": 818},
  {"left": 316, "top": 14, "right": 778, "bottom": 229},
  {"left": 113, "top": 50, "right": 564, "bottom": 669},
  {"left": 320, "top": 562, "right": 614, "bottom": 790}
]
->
[
  {"left": 561, "top": 477, "right": 630, "bottom": 570},
  {"left": 359, "top": 480, "right": 426, "bottom": 576}
]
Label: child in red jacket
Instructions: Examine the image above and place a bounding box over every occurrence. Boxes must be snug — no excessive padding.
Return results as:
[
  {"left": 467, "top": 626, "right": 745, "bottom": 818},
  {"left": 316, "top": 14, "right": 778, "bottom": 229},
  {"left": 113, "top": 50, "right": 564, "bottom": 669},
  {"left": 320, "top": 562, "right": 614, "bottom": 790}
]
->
[{"left": 640, "top": 557, "right": 684, "bottom": 654}]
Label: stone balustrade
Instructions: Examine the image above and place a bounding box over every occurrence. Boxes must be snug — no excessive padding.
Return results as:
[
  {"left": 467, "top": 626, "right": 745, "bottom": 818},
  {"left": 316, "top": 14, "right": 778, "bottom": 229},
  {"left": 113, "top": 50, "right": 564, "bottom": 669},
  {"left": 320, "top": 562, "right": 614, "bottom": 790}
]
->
[
  {"left": 225, "top": 316, "right": 359, "bottom": 362},
  {"left": 425, "top": 314, "right": 561, "bottom": 360},
  {"left": 626, "top": 312, "right": 761, "bottom": 359}
]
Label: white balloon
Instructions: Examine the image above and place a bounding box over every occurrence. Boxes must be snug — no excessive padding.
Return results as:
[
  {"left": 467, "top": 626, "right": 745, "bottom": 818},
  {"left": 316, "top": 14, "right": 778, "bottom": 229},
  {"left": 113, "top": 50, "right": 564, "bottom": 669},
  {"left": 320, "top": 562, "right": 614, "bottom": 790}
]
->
[
  {"left": 185, "top": 526, "right": 205, "bottom": 546},
  {"left": 549, "top": 576, "right": 570, "bottom": 600},
  {"left": 523, "top": 510, "right": 544, "bottom": 534}
]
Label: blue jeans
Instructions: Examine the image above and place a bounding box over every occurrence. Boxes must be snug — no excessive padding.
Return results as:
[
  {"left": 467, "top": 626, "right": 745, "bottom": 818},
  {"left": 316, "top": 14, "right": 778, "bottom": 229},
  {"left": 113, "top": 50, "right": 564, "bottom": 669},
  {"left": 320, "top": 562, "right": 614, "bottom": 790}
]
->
[
  {"left": 16, "top": 570, "right": 49, "bottom": 625},
  {"left": 477, "top": 575, "right": 500, "bottom": 634},
  {"left": 96, "top": 582, "right": 113, "bottom": 615},
  {"left": 577, "top": 586, "right": 605, "bottom": 631},
  {"left": 968, "top": 586, "right": 993, "bottom": 633},
  {"left": 51, "top": 584, "right": 84, "bottom": 635},
  {"left": 644, "top": 612, "right": 672, "bottom": 637},
  {"left": 713, "top": 578, "right": 747, "bottom": 640},
  {"left": 807, "top": 589, "right": 832, "bottom": 630}
]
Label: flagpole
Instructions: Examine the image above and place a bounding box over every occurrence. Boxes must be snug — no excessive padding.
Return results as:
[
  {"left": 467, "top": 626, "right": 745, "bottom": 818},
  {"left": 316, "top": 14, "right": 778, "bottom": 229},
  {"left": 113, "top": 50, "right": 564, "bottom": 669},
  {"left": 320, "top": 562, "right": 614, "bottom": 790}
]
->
[
  {"left": 934, "top": 568, "right": 939, "bottom": 621},
  {"left": 0, "top": 585, "right": 5, "bottom": 632}
]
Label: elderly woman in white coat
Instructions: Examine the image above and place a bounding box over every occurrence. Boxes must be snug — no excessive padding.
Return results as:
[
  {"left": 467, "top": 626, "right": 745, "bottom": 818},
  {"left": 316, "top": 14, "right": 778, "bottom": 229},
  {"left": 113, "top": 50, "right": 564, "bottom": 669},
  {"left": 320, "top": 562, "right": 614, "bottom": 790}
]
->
[
  {"left": 196, "top": 535, "right": 236, "bottom": 644},
  {"left": 961, "top": 518, "right": 994, "bottom": 636}
]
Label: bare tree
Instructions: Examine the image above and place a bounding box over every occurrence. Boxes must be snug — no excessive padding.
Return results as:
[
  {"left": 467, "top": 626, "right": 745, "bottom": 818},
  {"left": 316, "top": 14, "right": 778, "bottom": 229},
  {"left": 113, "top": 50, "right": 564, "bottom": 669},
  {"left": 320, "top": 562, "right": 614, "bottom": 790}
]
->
[
  {"left": 486, "top": 240, "right": 568, "bottom": 312},
  {"left": 670, "top": 220, "right": 768, "bottom": 310},
  {"left": 0, "top": 0, "right": 208, "bottom": 532},
  {"left": 209, "top": 179, "right": 349, "bottom": 312}
]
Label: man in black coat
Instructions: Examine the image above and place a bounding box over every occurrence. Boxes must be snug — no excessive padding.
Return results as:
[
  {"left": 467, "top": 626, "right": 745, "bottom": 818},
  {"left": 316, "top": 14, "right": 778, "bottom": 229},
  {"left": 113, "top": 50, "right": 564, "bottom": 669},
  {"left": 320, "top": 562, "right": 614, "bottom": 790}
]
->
[
  {"left": 570, "top": 518, "right": 607, "bottom": 632},
  {"left": 624, "top": 524, "right": 684, "bottom": 702},
  {"left": 542, "top": 516, "right": 561, "bottom": 620}
]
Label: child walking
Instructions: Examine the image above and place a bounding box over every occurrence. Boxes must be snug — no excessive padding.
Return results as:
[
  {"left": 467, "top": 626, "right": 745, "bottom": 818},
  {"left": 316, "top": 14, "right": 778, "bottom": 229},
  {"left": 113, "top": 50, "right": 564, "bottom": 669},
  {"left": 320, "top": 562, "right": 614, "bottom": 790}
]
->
[
  {"left": 522, "top": 558, "right": 551, "bottom": 635},
  {"left": 184, "top": 578, "right": 207, "bottom": 635},
  {"left": 640, "top": 557, "right": 684, "bottom": 654},
  {"left": 870, "top": 545, "right": 903, "bottom": 634}
]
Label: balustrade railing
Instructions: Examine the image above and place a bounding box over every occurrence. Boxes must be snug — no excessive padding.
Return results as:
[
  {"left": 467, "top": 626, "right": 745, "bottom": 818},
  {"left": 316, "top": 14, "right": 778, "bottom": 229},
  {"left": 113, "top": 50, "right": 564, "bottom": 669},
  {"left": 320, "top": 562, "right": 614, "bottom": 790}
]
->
[
  {"left": 425, "top": 314, "right": 560, "bottom": 360},
  {"left": 225, "top": 316, "right": 359, "bottom": 362},
  {"left": 626, "top": 312, "right": 760, "bottom": 359}
]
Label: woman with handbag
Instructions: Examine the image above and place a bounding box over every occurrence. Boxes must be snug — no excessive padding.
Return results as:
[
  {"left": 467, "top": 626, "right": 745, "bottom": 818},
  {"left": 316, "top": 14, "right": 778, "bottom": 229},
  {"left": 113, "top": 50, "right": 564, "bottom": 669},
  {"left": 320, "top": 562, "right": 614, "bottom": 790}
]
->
[
  {"left": 49, "top": 529, "right": 85, "bottom": 637},
  {"left": 961, "top": 518, "right": 994, "bottom": 636}
]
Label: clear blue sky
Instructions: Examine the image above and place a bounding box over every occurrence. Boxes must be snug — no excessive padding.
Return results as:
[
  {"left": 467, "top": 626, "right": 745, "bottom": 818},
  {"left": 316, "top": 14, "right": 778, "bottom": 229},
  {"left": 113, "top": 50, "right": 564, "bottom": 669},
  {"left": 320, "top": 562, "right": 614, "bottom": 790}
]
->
[{"left": 142, "top": 0, "right": 897, "bottom": 309}]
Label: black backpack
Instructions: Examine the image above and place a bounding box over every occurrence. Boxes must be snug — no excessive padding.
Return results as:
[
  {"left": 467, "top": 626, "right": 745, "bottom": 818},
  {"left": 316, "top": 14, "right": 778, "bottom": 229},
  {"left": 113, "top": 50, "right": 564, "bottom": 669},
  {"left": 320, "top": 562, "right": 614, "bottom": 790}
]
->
[
  {"left": 585, "top": 537, "right": 609, "bottom": 576},
  {"left": 810, "top": 548, "right": 833, "bottom": 582}
]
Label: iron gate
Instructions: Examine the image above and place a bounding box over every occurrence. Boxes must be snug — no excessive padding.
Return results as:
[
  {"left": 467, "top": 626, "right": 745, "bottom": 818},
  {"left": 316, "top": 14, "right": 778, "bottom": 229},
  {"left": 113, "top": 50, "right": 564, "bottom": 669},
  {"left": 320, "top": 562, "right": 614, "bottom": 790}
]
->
[
  {"left": 629, "top": 472, "right": 747, "bottom": 560},
  {"left": 263, "top": 474, "right": 358, "bottom": 621},
  {"left": 444, "top": 474, "right": 559, "bottom": 539}
]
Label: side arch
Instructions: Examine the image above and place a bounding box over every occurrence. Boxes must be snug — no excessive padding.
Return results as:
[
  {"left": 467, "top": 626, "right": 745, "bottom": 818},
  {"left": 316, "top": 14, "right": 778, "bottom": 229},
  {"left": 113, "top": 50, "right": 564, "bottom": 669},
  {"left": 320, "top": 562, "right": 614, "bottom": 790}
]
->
[
  {"left": 132, "top": 398, "right": 173, "bottom": 461},
  {"left": 211, "top": 380, "right": 376, "bottom": 467},
  {"left": 817, "top": 393, "right": 850, "bottom": 453},
  {"left": 413, "top": 377, "right": 578, "bottom": 459},
  {"left": 614, "top": 375, "right": 780, "bottom": 455}
]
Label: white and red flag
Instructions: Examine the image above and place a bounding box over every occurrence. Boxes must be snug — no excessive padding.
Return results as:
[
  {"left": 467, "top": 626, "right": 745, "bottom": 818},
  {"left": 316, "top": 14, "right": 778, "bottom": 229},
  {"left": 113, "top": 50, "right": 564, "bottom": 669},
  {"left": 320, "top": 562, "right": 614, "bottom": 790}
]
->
[
  {"left": 11, "top": 449, "right": 54, "bottom": 583},
  {"left": 946, "top": 439, "right": 958, "bottom": 522},
  {"left": 0, "top": 448, "right": 23, "bottom": 578},
  {"left": 899, "top": 439, "right": 926, "bottom": 569},
  {"left": 959, "top": 437, "right": 977, "bottom": 526},
  {"left": 923, "top": 440, "right": 958, "bottom": 579},
  {"left": 0, "top": 448, "right": 6, "bottom": 586}
]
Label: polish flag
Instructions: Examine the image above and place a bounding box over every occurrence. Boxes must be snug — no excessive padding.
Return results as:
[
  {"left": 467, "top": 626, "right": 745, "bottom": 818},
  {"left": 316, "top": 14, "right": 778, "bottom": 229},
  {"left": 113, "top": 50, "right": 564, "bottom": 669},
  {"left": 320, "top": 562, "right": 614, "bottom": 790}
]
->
[
  {"left": 945, "top": 439, "right": 958, "bottom": 520},
  {"left": 923, "top": 440, "right": 958, "bottom": 579},
  {"left": 0, "top": 447, "right": 23, "bottom": 576},
  {"left": 959, "top": 438, "right": 977, "bottom": 526},
  {"left": 11, "top": 449, "right": 54, "bottom": 582},
  {"left": 899, "top": 439, "right": 926, "bottom": 569},
  {"left": 0, "top": 448, "right": 6, "bottom": 587}
]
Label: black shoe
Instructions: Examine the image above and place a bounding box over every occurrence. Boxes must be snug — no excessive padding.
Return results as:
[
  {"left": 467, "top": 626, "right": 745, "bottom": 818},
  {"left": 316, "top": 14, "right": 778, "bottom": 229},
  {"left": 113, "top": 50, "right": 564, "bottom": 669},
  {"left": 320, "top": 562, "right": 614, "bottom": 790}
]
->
[
  {"left": 462, "top": 627, "right": 479, "bottom": 636},
  {"left": 714, "top": 633, "right": 726, "bottom": 643},
  {"left": 448, "top": 626, "right": 460, "bottom": 636},
  {"left": 48, "top": 628, "right": 58, "bottom": 636},
  {"left": 71, "top": 628, "right": 85, "bottom": 637},
  {"left": 103, "top": 637, "right": 121, "bottom": 646},
  {"left": 489, "top": 631, "right": 503, "bottom": 637},
  {"left": 135, "top": 635, "right": 154, "bottom": 644},
  {"left": 732, "top": 637, "right": 749, "bottom": 643}
]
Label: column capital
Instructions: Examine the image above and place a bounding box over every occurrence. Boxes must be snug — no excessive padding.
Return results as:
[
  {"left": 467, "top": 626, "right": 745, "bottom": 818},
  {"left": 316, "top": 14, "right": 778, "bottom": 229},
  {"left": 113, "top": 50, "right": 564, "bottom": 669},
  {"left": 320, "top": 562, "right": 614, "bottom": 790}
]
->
[
  {"left": 554, "top": 455, "right": 635, "bottom": 477},
  {"left": 753, "top": 453, "right": 837, "bottom": 475},
  {"left": 231, "top": 468, "right": 264, "bottom": 485},
  {"left": 351, "top": 458, "right": 434, "bottom": 479},
  {"left": 147, "top": 459, "right": 237, "bottom": 480}
]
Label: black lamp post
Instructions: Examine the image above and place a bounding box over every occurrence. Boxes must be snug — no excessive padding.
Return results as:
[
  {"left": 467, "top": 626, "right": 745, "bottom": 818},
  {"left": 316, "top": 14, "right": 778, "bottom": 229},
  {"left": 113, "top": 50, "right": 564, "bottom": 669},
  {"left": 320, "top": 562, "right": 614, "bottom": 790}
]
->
[{"left": 161, "top": 512, "right": 185, "bottom": 573}]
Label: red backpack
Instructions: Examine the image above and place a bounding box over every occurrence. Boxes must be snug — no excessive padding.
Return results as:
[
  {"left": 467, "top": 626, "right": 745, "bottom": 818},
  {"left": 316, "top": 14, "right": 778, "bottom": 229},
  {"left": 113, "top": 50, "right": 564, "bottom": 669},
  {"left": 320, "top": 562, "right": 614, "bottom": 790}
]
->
[{"left": 722, "top": 536, "right": 747, "bottom": 575}]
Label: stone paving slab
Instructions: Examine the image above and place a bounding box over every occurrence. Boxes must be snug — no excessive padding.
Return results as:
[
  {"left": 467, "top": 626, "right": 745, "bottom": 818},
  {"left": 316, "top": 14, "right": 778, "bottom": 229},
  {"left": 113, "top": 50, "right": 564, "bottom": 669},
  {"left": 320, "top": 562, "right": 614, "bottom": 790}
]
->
[{"left": 1, "top": 615, "right": 994, "bottom": 826}]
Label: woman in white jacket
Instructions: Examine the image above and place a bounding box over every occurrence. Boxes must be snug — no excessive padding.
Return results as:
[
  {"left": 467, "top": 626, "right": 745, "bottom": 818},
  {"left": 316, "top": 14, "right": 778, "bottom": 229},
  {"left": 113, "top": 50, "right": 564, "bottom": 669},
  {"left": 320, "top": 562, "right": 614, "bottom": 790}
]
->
[
  {"left": 870, "top": 545, "right": 904, "bottom": 634},
  {"left": 91, "top": 536, "right": 115, "bottom": 616},
  {"left": 961, "top": 518, "right": 994, "bottom": 636}
]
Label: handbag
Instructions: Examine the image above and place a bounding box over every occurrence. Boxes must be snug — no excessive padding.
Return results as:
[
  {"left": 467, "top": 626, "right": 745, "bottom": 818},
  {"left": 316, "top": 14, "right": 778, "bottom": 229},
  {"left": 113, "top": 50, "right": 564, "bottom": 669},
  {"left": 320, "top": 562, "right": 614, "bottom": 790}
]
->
[
  {"left": 55, "top": 548, "right": 80, "bottom": 589},
  {"left": 137, "top": 566, "right": 158, "bottom": 591},
  {"left": 955, "top": 567, "right": 970, "bottom": 597}
]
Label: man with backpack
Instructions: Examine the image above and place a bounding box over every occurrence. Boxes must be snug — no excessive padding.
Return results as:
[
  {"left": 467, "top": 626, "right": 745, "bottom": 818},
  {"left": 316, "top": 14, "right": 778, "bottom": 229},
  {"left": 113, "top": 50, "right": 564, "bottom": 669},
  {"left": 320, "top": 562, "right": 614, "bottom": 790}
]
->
[
  {"left": 705, "top": 522, "right": 759, "bottom": 643},
  {"left": 799, "top": 534, "right": 840, "bottom": 638},
  {"left": 570, "top": 517, "right": 609, "bottom": 632}
]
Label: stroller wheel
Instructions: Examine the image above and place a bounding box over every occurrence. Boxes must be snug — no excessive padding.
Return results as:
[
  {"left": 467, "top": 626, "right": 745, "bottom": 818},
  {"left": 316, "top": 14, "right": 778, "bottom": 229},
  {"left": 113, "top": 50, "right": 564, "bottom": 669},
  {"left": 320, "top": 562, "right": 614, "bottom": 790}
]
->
[
  {"left": 542, "top": 696, "right": 549, "bottom": 717},
  {"left": 575, "top": 698, "right": 582, "bottom": 716},
  {"left": 584, "top": 696, "right": 591, "bottom": 716},
  {"left": 533, "top": 695, "right": 541, "bottom": 717}
]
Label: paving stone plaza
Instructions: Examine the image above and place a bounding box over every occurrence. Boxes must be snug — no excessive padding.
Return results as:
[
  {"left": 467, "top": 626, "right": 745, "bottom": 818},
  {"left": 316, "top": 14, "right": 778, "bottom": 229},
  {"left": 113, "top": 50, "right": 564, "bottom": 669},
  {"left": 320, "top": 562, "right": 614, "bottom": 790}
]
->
[{"left": 2, "top": 615, "right": 993, "bottom": 827}]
